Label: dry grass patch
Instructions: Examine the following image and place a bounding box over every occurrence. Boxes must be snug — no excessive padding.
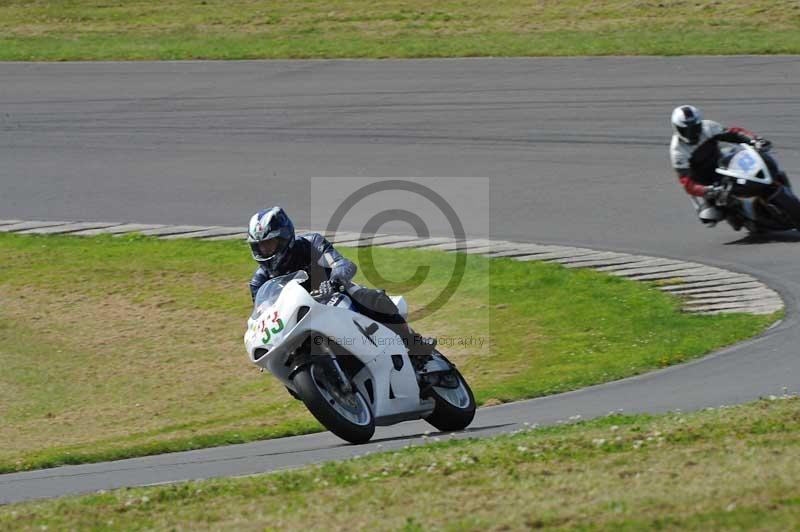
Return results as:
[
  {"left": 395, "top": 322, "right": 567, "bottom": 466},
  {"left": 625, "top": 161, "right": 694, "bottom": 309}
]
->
[{"left": 0, "top": 283, "right": 309, "bottom": 467}]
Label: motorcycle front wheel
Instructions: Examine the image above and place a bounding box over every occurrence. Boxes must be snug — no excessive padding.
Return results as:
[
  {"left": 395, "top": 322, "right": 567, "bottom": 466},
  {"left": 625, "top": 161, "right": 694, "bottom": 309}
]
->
[
  {"left": 424, "top": 366, "right": 476, "bottom": 432},
  {"left": 294, "top": 362, "right": 375, "bottom": 444}
]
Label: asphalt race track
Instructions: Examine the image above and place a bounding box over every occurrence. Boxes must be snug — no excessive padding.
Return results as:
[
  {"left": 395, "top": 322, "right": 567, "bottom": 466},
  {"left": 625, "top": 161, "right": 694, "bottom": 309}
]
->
[{"left": 1, "top": 56, "right": 800, "bottom": 504}]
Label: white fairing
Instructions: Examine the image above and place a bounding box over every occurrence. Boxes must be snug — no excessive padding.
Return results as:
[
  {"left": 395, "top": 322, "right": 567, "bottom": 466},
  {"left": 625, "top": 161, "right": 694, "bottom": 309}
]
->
[
  {"left": 244, "top": 271, "right": 434, "bottom": 425},
  {"left": 716, "top": 144, "right": 773, "bottom": 185}
]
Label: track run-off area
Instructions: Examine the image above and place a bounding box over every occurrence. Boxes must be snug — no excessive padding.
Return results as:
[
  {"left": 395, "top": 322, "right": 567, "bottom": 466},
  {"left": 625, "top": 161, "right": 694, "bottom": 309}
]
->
[{"left": 1, "top": 56, "right": 799, "bottom": 503}]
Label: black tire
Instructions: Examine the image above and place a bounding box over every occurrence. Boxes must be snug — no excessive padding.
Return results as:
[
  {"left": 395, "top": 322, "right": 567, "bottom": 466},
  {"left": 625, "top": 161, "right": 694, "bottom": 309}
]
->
[
  {"left": 293, "top": 363, "right": 375, "bottom": 444},
  {"left": 424, "top": 368, "right": 476, "bottom": 432},
  {"left": 285, "top": 386, "right": 301, "bottom": 400},
  {"left": 769, "top": 185, "right": 800, "bottom": 228}
]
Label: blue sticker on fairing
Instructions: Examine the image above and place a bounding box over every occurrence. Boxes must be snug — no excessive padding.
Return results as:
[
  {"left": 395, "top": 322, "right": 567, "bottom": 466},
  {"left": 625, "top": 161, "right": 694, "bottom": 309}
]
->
[{"left": 737, "top": 153, "right": 757, "bottom": 172}]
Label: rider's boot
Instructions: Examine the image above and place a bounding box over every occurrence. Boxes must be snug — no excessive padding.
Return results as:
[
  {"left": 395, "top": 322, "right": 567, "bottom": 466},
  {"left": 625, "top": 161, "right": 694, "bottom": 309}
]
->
[
  {"left": 410, "top": 332, "right": 437, "bottom": 357},
  {"left": 403, "top": 324, "right": 437, "bottom": 357},
  {"left": 388, "top": 321, "right": 437, "bottom": 358}
]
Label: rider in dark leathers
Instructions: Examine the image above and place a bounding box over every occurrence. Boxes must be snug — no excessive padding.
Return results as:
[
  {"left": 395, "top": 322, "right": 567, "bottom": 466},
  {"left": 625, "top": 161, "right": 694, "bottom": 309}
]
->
[{"left": 247, "top": 206, "right": 436, "bottom": 356}]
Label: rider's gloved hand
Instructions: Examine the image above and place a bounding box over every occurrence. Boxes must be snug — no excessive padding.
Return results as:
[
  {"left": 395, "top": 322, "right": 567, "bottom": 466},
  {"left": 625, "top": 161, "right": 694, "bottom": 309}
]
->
[
  {"left": 751, "top": 137, "right": 772, "bottom": 152},
  {"left": 318, "top": 279, "right": 342, "bottom": 296}
]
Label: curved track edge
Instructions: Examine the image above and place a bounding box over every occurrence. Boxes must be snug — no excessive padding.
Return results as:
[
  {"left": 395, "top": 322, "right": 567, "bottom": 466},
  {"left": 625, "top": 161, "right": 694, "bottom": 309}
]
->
[{"left": 0, "top": 218, "right": 784, "bottom": 314}]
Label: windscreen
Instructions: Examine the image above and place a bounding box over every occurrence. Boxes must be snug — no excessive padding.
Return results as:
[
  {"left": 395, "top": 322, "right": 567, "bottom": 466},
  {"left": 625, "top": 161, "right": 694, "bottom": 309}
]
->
[
  {"left": 252, "top": 270, "right": 308, "bottom": 318},
  {"left": 717, "top": 145, "right": 771, "bottom": 184}
]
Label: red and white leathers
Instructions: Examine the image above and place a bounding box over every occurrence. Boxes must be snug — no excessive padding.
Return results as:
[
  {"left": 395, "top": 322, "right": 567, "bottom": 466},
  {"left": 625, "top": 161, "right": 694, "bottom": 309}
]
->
[
  {"left": 670, "top": 120, "right": 764, "bottom": 225},
  {"left": 670, "top": 120, "right": 760, "bottom": 197}
]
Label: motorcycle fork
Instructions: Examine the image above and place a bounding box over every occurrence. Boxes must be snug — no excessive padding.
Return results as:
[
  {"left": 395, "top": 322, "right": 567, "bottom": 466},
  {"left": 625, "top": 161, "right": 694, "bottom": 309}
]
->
[
  {"left": 330, "top": 352, "right": 353, "bottom": 393},
  {"left": 287, "top": 338, "right": 352, "bottom": 394}
]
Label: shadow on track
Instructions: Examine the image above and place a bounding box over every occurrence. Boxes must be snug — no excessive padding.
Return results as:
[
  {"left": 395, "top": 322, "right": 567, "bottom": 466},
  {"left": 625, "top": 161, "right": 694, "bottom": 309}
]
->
[{"left": 724, "top": 230, "right": 800, "bottom": 245}]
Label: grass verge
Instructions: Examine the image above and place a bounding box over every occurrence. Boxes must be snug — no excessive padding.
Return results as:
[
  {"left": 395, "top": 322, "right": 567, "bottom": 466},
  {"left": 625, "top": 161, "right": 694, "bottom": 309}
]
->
[
  {"left": 2, "top": 396, "right": 799, "bottom": 530},
  {"left": 0, "top": 1, "right": 799, "bottom": 60},
  {"left": 0, "top": 233, "right": 776, "bottom": 473}
]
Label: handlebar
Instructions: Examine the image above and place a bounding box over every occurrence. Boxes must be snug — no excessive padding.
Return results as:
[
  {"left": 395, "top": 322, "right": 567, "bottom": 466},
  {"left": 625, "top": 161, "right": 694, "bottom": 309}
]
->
[{"left": 309, "top": 284, "right": 346, "bottom": 299}]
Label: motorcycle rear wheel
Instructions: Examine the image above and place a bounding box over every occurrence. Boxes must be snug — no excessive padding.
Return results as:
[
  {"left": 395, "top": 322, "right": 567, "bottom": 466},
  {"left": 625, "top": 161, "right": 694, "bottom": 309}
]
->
[
  {"left": 294, "top": 362, "right": 375, "bottom": 444},
  {"left": 424, "top": 367, "right": 476, "bottom": 432}
]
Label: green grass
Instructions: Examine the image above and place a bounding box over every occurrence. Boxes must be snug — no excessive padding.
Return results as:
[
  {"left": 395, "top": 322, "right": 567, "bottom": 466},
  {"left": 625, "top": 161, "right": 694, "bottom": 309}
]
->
[
  {"left": 1, "top": 0, "right": 799, "bottom": 60},
  {"left": 0, "top": 233, "right": 776, "bottom": 473},
  {"left": 3, "top": 396, "right": 799, "bottom": 530}
]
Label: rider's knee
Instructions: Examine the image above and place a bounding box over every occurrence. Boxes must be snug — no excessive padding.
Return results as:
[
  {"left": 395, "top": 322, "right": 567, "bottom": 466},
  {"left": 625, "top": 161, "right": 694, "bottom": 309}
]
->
[{"left": 351, "top": 287, "right": 401, "bottom": 320}]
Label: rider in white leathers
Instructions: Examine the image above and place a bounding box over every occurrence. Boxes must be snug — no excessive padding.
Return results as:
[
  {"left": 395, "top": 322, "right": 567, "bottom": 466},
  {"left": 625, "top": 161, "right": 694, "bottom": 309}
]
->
[{"left": 669, "top": 105, "right": 779, "bottom": 226}]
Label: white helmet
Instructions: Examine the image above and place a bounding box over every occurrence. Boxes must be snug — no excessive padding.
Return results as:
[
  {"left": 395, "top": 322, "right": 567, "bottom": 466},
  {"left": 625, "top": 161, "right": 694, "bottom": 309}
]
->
[{"left": 671, "top": 105, "right": 703, "bottom": 145}]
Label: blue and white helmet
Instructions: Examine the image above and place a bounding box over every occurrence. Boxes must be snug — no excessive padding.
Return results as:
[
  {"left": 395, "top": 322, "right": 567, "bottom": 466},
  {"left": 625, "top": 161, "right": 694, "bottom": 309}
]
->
[{"left": 247, "top": 207, "right": 295, "bottom": 270}]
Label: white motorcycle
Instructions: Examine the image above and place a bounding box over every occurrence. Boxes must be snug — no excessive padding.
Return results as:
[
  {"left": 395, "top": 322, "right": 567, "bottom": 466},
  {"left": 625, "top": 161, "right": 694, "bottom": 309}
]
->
[
  {"left": 708, "top": 143, "right": 800, "bottom": 233},
  {"left": 244, "top": 270, "right": 476, "bottom": 444}
]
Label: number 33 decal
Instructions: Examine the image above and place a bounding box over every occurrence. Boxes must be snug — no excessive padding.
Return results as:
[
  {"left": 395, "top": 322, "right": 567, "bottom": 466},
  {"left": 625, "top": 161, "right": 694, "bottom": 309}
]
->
[
  {"left": 270, "top": 311, "right": 285, "bottom": 334},
  {"left": 260, "top": 311, "right": 285, "bottom": 344}
]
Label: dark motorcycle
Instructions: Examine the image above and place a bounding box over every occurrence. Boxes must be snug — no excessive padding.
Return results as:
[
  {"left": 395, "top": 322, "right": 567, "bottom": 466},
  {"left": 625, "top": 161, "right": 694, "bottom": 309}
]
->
[{"left": 713, "top": 143, "right": 800, "bottom": 233}]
